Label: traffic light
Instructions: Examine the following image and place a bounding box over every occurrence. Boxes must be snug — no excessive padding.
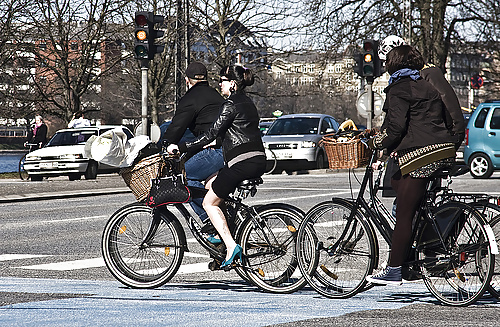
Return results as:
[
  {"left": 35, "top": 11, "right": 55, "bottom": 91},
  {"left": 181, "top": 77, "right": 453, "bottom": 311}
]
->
[
  {"left": 362, "top": 40, "right": 376, "bottom": 77},
  {"left": 357, "top": 40, "right": 383, "bottom": 78},
  {"left": 134, "top": 11, "right": 165, "bottom": 60}
]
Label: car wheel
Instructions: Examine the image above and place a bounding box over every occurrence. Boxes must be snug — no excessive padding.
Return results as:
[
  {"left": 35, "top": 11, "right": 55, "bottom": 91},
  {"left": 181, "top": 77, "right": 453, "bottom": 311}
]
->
[
  {"left": 315, "top": 153, "right": 326, "bottom": 170},
  {"left": 85, "top": 160, "right": 98, "bottom": 180},
  {"left": 30, "top": 175, "right": 43, "bottom": 182},
  {"left": 69, "top": 173, "right": 82, "bottom": 181},
  {"left": 469, "top": 153, "right": 493, "bottom": 179}
]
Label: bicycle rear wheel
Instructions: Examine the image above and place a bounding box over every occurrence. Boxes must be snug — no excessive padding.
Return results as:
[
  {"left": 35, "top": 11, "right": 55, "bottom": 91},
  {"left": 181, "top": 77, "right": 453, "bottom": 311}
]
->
[
  {"left": 18, "top": 154, "right": 28, "bottom": 180},
  {"left": 417, "top": 202, "right": 494, "bottom": 306},
  {"left": 296, "top": 199, "right": 377, "bottom": 299},
  {"left": 238, "top": 203, "right": 307, "bottom": 293},
  {"left": 102, "top": 203, "right": 185, "bottom": 288},
  {"left": 472, "top": 202, "right": 500, "bottom": 299}
]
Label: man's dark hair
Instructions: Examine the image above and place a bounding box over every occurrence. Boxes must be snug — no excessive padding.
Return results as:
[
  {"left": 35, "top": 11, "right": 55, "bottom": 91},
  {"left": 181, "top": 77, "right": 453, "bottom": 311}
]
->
[{"left": 385, "top": 45, "right": 424, "bottom": 75}]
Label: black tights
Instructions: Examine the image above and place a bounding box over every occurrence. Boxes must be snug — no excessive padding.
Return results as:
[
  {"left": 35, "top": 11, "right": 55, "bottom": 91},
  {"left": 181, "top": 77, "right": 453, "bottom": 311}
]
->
[{"left": 389, "top": 174, "right": 429, "bottom": 267}]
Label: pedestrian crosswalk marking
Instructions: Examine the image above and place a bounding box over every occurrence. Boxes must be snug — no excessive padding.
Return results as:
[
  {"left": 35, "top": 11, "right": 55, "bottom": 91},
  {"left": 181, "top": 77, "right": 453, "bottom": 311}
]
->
[
  {"left": 16, "top": 258, "right": 106, "bottom": 271},
  {"left": 0, "top": 254, "right": 51, "bottom": 261},
  {"left": 11, "top": 252, "right": 210, "bottom": 271}
]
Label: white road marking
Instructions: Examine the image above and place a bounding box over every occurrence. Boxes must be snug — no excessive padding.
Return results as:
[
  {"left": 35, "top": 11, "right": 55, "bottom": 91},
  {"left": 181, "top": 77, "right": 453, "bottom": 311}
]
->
[{"left": 0, "top": 254, "right": 51, "bottom": 261}]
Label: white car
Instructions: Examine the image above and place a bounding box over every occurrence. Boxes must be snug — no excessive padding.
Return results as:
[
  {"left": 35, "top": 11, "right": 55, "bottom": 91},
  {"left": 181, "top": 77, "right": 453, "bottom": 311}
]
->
[
  {"left": 262, "top": 113, "right": 339, "bottom": 171},
  {"left": 24, "top": 125, "right": 134, "bottom": 181}
]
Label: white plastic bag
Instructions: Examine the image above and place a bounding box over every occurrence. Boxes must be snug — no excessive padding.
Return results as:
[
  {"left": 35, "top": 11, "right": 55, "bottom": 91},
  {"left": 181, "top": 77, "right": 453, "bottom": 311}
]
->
[
  {"left": 85, "top": 129, "right": 152, "bottom": 168},
  {"left": 85, "top": 128, "right": 127, "bottom": 167}
]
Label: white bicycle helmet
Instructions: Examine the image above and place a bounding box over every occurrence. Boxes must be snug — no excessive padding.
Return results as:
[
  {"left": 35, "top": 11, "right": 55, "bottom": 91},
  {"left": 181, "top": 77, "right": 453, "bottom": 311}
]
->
[{"left": 378, "top": 35, "right": 406, "bottom": 60}]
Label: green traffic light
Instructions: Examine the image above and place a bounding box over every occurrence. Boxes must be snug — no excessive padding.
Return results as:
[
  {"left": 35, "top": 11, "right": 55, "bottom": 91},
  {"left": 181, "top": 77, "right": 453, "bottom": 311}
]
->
[
  {"left": 363, "top": 65, "right": 374, "bottom": 75},
  {"left": 135, "top": 45, "right": 148, "bottom": 58}
]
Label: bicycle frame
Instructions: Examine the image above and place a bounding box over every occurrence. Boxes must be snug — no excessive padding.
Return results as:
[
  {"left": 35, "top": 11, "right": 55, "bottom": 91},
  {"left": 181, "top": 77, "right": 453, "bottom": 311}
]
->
[{"left": 334, "top": 151, "right": 459, "bottom": 268}]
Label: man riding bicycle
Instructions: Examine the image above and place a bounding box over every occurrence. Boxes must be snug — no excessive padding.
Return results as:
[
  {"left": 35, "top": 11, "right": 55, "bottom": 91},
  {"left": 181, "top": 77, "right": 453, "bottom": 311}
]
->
[{"left": 161, "top": 61, "right": 225, "bottom": 224}]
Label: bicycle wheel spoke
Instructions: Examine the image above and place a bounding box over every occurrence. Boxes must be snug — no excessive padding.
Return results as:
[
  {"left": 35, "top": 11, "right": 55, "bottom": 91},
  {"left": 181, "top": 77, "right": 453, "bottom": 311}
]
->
[
  {"left": 102, "top": 204, "right": 184, "bottom": 288},
  {"left": 296, "top": 200, "right": 376, "bottom": 299},
  {"left": 239, "top": 204, "right": 307, "bottom": 293},
  {"left": 418, "top": 202, "right": 494, "bottom": 306}
]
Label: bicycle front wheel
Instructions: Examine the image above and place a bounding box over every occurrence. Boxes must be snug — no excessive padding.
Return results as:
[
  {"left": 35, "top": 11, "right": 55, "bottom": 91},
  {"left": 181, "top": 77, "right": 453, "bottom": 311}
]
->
[
  {"left": 417, "top": 202, "right": 494, "bottom": 306},
  {"left": 238, "top": 203, "right": 307, "bottom": 294},
  {"left": 102, "top": 203, "right": 185, "bottom": 289},
  {"left": 18, "top": 154, "right": 28, "bottom": 180},
  {"left": 296, "top": 199, "right": 377, "bottom": 299}
]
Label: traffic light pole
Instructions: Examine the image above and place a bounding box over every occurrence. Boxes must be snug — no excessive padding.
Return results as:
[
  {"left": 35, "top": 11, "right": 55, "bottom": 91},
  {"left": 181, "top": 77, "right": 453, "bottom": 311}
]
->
[
  {"left": 141, "top": 60, "right": 149, "bottom": 136},
  {"left": 366, "top": 77, "right": 374, "bottom": 130}
]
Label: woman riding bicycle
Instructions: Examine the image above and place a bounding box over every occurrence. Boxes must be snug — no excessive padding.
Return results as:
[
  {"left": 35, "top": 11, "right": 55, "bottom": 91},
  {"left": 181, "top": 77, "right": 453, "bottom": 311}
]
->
[
  {"left": 366, "top": 45, "right": 457, "bottom": 285},
  {"left": 167, "top": 65, "right": 266, "bottom": 268}
]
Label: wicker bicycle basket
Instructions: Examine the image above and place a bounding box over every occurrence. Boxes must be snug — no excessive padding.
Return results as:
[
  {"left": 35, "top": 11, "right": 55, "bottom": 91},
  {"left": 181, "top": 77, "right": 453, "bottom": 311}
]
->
[
  {"left": 120, "top": 153, "right": 165, "bottom": 201},
  {"left": 322, "top": 136, "right": 372, "bottom": 169}
]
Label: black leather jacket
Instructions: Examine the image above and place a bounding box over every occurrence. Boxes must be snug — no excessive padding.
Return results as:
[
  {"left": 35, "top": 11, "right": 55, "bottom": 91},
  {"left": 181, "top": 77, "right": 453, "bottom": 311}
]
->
[{"left": 179, "top": 92, "right": 264, "bottom": 162}]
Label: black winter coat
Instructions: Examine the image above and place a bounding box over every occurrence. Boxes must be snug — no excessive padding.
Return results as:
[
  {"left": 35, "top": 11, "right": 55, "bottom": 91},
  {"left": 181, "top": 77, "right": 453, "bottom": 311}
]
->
[
  {"left": 421, "top": 64, "right": 465, "bottom": 145},
  {"left": 179, "top": 92, "right": 264, "bottom": 162},
  {"left": 375, "top": 76, "right": 455, "bottom": 153},
  {"left": 163, "top": 81, "right": 224, "bottom": 144}
]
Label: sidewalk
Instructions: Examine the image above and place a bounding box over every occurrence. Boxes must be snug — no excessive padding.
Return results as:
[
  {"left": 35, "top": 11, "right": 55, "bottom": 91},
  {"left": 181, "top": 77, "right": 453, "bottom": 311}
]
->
[{"left": 0, "top": 174, "right": 131, "bottom": 203}]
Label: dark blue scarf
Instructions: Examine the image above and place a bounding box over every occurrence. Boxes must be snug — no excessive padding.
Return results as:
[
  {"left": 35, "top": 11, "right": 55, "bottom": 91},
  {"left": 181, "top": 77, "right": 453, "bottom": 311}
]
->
[{"left": 388, "top": 68, "right": 420, "bottom": 85}]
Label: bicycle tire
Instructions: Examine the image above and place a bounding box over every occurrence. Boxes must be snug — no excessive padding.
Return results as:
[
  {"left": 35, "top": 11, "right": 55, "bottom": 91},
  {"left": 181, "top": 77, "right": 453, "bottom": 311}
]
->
[
  {"left": 237, "top": 203, "right": 307, "bottom": 293},
  {"left": 417, "top": 201, "right": 494, "bottom": 306},
  {"left": 18, "top": 153, "right": 28, "bottom": 180},
  {"left": 264, "top": 149, "right": 277, "bottom": 175},
  {"left": 102, "top": 203, "right": 185, "bottom": 289},
  {"left": 471, "top": 202, "right": 500, "bottom": 299},
  {"left": 296, "top": 199, "right": 378, "bottom": 299}
]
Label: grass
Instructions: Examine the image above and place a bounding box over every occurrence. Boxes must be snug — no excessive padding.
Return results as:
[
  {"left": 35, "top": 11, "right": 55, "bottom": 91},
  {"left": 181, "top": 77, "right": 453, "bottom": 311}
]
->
[{"left": 0, "top": 172, "right": 19, "bottom": 179}]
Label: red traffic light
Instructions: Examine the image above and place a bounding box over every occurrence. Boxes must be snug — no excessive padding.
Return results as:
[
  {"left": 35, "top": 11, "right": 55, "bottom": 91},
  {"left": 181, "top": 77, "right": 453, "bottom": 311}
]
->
[
  {"left": 363, "top": 41, "right": 373, "bottom": 52},
  {"left": 135, "top": 14, "right": 148, "bottom": 27}
]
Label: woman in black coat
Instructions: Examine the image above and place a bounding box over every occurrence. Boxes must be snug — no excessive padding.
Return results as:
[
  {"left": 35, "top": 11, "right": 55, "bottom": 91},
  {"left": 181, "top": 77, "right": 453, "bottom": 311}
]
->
[{"left": 366, "top": 45, "right": 456, "bottom": 285}]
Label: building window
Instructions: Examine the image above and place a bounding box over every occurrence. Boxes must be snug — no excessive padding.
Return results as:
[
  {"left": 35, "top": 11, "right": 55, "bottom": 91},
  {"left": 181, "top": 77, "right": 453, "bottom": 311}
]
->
[
  {"left": 39, "top": 42, "right": 47, "bottom": 50},
  {"left": 335, "top": 64, "right": 342, "bottom": 73}
]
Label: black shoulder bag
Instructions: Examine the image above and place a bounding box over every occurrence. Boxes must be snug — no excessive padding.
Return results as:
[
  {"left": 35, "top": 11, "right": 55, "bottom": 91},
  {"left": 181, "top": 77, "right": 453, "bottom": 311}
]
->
[{"left": 146, "top": 156, "right": 191, "bottom": 208}]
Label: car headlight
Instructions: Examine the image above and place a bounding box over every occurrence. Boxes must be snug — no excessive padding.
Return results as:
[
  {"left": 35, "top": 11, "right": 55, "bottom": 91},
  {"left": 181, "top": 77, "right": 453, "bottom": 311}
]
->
[
  {"left": 59, "top": 154, "right": 83, "bottom": 159},
  {"left": 301, "top": 141, "right": 316, "bottom": 148},
  {"left": 26, "top": 155, "right": 40, "bottom": 161}
]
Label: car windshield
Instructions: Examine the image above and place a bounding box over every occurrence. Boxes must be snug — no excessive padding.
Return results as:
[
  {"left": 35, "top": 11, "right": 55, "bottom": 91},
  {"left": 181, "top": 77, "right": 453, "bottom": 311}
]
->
[
  {"left": 46, "top": 130, "right": 98, "bottom": 146},
  {"left": 266, "top": 118, "right": 320, "bottom": 135}
]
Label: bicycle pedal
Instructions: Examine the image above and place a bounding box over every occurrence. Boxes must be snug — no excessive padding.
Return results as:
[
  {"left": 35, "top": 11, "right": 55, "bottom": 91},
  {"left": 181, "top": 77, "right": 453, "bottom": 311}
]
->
[{"left": 208, "top": 259, "right": 222, "bottom": 271}]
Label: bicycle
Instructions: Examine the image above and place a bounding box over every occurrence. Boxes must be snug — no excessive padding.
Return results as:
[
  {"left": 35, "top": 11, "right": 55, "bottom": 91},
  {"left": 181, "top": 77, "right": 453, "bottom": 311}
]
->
[
  {"left": 295, "top": 149, "right": 498, "bottom": 306},
  {"left": 102, "top": 152, "right": 309, "bottom": 294},
  {"left": 19, "top": 142, "right": 41, "bottom": 180}
]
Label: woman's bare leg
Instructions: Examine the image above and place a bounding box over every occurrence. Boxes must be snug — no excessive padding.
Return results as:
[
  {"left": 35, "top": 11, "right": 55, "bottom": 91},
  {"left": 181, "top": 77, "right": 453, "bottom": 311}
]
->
[{"left": 203, "top": 188, "right": 237, "bottom": 261}]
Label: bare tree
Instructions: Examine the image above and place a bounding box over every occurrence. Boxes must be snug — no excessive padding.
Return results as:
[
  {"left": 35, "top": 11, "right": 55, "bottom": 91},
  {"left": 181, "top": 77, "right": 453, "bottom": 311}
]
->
[
  {"left": 10, "top": 0, "right": 131, "bottom": 123},
  {"left": 191, "top": 0, "right": 306, "bottom": 69},
  {"left": 302, "top": 0, "right": 500, "bottom": 73}
]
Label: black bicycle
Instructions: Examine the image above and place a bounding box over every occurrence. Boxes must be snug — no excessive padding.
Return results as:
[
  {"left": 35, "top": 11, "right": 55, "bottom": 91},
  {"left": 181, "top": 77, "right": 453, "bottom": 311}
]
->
[
  {"left": 295, "top": 150, "right": 496, "bottom": 306},
  {"left": 102, "top": 153, "right": 309, "bottom": 293}
]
